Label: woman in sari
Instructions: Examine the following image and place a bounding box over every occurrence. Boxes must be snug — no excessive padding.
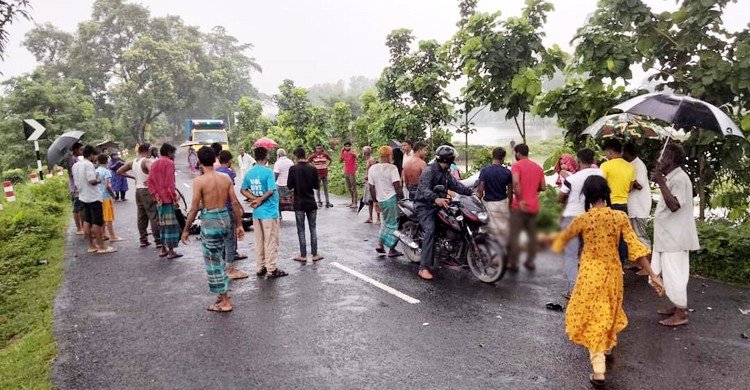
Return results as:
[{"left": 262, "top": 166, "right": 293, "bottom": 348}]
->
[
  {"left": 187, "top": 146, "right": 198, "bottom": 174},
  {"left": 552, "top": 175, "right": 663, "bottom": 387},
  {"left": 108, "top": 152, "right": 128, "bottom": 201}
]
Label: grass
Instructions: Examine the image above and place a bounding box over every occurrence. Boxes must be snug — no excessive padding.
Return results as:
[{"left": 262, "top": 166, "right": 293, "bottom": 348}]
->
[{"left": 0, "top": 178, "right": 70, "bottom": 389}]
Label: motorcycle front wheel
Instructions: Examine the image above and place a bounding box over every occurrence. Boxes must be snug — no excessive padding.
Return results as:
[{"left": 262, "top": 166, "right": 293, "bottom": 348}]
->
[
  {"left": 400, "top": 220, "right": 422, "bottom": 264},
  {"left": 468, "top": 236, "right": 506, "bottom": 283}
]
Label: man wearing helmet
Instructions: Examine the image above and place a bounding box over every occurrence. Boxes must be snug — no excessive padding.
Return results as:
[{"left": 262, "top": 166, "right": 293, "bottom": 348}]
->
[{"left": 414, "top": 145, "right": 473, "bottom": 280}]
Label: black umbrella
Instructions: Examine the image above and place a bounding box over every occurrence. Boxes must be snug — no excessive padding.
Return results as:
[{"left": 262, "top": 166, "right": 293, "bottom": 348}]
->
[
  {"left": 96, "top": 140, "right": 120, "bottom": 152},
  {"left": 613, "top": 92, "right": 743, "bottom": 137},
  {"left": 47, "top": 130, "right": 86, "bottom": 167}
]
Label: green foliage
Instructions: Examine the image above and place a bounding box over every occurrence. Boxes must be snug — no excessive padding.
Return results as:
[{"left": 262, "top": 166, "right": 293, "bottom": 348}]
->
[
  {"left": 452, "top": 0, "right": 566, "bottom": 143},
  {"left": 537, "top": 186, "right": 562, "bottom": 233},
  {"left": 691, "top": 219, "right": 750, "bottom": 286},
  {"left": 0, "top": 0, "right": 31, "bottom": 60},
  {"left": 0, "top": 178, "right": 67, "bottom": 390},
  {"left": 1, "top": 168, "right": 26, "bottom": 184},
  {"left": 330, "top": 101, "right": 353, "bottom": 140},
  {"left": 22, "top": 0, "right": 261, "bottom": 144}
]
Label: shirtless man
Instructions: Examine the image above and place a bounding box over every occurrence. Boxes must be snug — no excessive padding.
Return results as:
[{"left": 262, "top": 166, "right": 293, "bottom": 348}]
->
[{"left": 181, "top": 146, "right": 245, "bottom": 312}]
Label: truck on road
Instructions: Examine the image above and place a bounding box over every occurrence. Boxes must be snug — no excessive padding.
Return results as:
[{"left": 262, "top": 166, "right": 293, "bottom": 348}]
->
[{"left": 184, "top": 119, "right": 229, "bottom": 150}]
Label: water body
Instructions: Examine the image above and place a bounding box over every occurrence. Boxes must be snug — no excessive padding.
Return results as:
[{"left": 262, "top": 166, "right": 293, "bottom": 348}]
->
[{"left": 451, "top": 123, "right": 564, "bottom": 147}]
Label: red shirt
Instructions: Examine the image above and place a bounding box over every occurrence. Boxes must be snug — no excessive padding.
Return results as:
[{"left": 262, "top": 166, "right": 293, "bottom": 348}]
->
[
  {"left": 341, "top": 150, "right": 357, "bottom": 175},
  {"left": 510, "top": 158, "right": 545, "bottom": 214},
  {"left": 147, "top": 156, "right": 176, "bottom": 204},
  {"left": 310, "top": 151, "right": 331, "bottom": 178}
]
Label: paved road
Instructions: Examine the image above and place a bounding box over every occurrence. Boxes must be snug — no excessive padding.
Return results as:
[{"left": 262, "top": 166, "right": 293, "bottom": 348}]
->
[{"left": 53, "top": 153, "right": 750, "bottom": 389}]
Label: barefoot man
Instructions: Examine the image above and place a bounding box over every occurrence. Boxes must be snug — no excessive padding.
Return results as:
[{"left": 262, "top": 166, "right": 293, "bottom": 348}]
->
[
  {"left": 181, "top": 146, "right": 245, "bottom": 312},
  {"left": 650, "top": 143, "right": 699, "bottom": 327}
]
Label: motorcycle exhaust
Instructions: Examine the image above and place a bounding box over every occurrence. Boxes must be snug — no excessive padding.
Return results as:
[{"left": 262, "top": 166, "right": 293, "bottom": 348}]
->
[{"left": 393, "top": 230, "right": 420, "bottom": 250}]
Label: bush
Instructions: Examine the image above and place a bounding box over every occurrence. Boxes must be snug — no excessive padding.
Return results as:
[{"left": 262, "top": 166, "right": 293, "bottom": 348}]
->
[
  {"left": 0, "top": 177, "right": 69, "bottom": 305},
  {"left": 690, "top": 219, "right": 750, "bottom": 286},
  {"left": 537, "top": 185, "right": 563, "bottom": 233},
  {"left": 1, "top": 168, "right": 27, "bottom": 184}
]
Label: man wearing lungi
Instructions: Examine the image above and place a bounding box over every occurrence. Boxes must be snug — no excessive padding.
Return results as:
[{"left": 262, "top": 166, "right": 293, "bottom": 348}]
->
[
  {"left": 651, "top": 143, "right": 699, "bottom": 327},
  {"left": 368, "top": 146, "right": 404, "bottom": 258},
  {"left": 147, "top": 143, "right": 182, "bottom": 259},
  {"left": 182, "top": 146, "right": 245, "bottom": 312}
]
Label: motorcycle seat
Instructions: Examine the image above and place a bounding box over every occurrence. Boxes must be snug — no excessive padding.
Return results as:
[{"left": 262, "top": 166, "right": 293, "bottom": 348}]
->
[{"left": 400, "top": 199, "right": 416, "bottom": 213}]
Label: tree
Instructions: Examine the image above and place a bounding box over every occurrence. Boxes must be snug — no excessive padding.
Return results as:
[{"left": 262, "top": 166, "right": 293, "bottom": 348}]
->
[
  {"left": 377, "top": 29, "right": 454, "bottom": 146},
  {"left": 330, "top": 102, "right": 352, "bottom": 140},
  {"left": 0, "top": 0, "right": 31, "bottom": 60},
  {"left": 0, "top": 69, "right": 103, "bottom": 171},
  {"left": 455, "top": 0, "right": 565, "bottom": 143},
  {"left": 549, "top": 0, "right": 750, "bottom": 219}
]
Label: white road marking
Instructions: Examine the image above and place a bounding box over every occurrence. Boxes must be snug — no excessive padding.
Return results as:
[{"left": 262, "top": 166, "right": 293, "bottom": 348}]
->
[
  {"left": 330, "top": 262, "right": 420, "bottom": 304},
  {"left": 182, "top": 183, "right": 190, "bottom": 188}
]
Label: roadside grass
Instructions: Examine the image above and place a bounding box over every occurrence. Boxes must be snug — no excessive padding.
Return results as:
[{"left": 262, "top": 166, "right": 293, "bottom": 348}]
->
[{"left": 0, "top": 177, "right": 70, "bottom": 389}]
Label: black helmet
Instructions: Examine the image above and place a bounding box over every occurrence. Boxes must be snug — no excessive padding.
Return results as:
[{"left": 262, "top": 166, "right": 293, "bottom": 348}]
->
[{"left": 435, "top": 145, "right": 456, "bottom": 165}]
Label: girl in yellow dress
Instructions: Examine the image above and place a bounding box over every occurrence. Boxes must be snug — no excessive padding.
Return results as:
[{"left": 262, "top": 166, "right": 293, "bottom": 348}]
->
[{"left": 552, "top": 175, "right": 663, "bottom": 387}]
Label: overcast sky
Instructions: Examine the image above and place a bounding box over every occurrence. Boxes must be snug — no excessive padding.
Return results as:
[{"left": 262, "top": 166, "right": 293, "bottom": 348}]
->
[{"left": 0, "top": 0, "right": 747, "bottom": 95}]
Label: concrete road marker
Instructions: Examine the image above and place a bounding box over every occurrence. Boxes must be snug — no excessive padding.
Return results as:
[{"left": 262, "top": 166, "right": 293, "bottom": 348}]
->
[{"left": 330, "top": 261, "right": 420, "bottom": 304}]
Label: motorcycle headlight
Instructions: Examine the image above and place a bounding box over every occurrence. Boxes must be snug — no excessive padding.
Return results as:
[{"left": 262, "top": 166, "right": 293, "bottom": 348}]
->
[
  {"left": 477, "top": 212, "right": 489, "bottom": 223},
  {"left": 456, "top": 215, "right": 465, "bottom": 222}
]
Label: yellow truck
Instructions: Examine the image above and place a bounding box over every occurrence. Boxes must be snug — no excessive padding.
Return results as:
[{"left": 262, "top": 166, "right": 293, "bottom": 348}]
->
[{"left": 185, "top": 119, "right": 229, "bottom": 150}]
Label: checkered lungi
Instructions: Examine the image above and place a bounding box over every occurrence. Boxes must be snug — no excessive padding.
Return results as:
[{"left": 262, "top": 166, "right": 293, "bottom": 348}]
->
[
  {"left": 157, "top": 203, "right": 181, "bottom": 247},
  {"left": 200, "top": 208, "right": 231, "bottom": 294},
  {"left": 378, "top": 196, "right": 399, "bottom": 249}
]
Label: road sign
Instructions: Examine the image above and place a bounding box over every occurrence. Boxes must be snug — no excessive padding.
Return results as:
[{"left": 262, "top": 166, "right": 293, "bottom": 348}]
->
[
  {"left": 24, "top": 119, "right": 47, "bottom": 141},
  {"left": 24, "top": 119, "right": 47, "bottom": 182}
]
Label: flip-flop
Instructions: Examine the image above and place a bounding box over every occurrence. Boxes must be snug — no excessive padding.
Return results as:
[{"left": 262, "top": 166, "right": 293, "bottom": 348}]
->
[
  {"left": 87, "top": 248, "right": 98, "bottom": 253},
  {"left": 159, "top": 252, "right": 169, "bottom": 257},
  {"left": 229, "top": 270, "right": 249, "bottom": 280},
  {"left": 167, "top": 253, "right": 184, "bottom": 259},
  {"left": 109, "top": 237, "right": 124, "bottom": 242},
  {"left": 364, "top": 220, "right": 373, "bottom": 224},
  {"left": 97, "top": 247, "right": 118, "bottom": 254},
  {"left": 387, "top": 251, "right": 404, "bottom": 258},
  {"left": 207, "top": 303, "right": 232, "bottom": 313},
  {"left": 293, "top": 257, "right": 307, "bottom": 263},
  {"left": 312, "top": 255, "right": 324, "bottom": 262},
  {"left": 140, "top": 242, "right": 151, "bottom": 248},
  {"left": 375, "top": 247, "right": 386, "bottom": 254},
  {"left": 659, "top": 318, "right": 689, "bottom": 327},
  {"left": 589, "top": 374, "right": 606, "bottom": 388}
]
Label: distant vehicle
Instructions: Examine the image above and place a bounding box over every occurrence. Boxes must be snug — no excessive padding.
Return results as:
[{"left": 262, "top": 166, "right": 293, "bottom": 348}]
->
[{"left": 184, "top": 119, "right": 228, "bottom": 150}]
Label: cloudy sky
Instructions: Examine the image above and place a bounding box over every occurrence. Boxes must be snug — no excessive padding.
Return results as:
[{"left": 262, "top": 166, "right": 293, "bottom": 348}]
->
[{"left": 0, "top": 0, "right": 747, "bottom": 95}]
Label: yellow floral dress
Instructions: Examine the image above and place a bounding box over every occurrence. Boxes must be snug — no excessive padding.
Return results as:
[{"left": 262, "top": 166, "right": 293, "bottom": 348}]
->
[{"left": 552, "top": 207, "right": 650, "bottom": 353}]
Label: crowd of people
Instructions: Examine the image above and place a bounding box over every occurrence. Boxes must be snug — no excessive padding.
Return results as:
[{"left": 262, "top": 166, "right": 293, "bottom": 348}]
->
[{"left": 67, "top": 135, "right": 700, "bottom": 387}]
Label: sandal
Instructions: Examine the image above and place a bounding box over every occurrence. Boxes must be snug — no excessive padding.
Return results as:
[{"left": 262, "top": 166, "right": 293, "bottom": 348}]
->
[
  {"left": 256, "top": 267, "right": 267, "bottom": 276},
  {"left": 387, "top": 250, "right": 404, "bottom": 258},
  {"left": 87, "top": 248, "right": 98, "bottom": 253},
  {"left": 109, "top": 237, "right": 124, "bottom": 243},
  {"left": 589, "top": 374, "right": 606, "bottom": 388},
  {"left": 312, "top": 255, "right": 324, "bottom": 262},
  {"left": 167, "top": 253, "right": 184, "bottom": 259},
  {"left": 97, "top": 247, "right": 118, "bottom": 254},
  {"left": 268, "top": 269, "right": 289, "bottom": 278},
  {"left": 228, "top": 270, "right": 249, "bottom": 280},
  {"left": 207, "top": 303, "right": 232, "bottom": 313},
  {"left": 375, "top": 247, "right": 386, "bottom": 254},
  {"left": 293, "top": 256, "right": 307, "bottom": 263},
  {"left": 159, "top": 252, "right": 169, "bottom": 258},
  {"left": 140, "top": 242, "right": 151, "bottom": 248}
]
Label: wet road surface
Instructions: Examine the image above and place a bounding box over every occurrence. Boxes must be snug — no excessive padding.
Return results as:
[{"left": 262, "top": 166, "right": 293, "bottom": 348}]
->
[{"left": 52, "top": 154, "right": 750, "bottom": 389}]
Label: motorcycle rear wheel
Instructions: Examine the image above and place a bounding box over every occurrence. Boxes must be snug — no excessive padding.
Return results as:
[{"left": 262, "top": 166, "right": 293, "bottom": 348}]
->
[
  {"left": 400, "top": 221, "right": 422, "bottom": 264},
  {"left": 468, "top": 237, "right": 506, "bottom": 283}
]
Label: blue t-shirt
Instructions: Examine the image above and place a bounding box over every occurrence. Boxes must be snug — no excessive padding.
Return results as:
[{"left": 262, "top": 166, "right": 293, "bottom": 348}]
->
[
  {"left": 478, "top": 164, "right": 512, "bottom": 202},
  {"left": 216, "top": 166, "right": 236, "bottom": 211},
  {"left": 242, "top": 165, "right": 278, "bottom": 220},
  {"left": 95, "top": 166, "right": 112, "bottom": 199}
]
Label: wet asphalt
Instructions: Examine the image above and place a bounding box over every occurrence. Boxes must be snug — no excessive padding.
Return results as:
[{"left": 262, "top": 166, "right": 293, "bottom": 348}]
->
[{"left": 52, "top": 153, "right": 750, "bottom": 390}]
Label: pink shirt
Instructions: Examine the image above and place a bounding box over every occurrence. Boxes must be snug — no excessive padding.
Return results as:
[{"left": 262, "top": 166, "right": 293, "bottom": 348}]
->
[
  {"left": 147, "top": 156, "right": 176, "bottom": 204},
  {"left": 510, "top": 158, "right": 545, "bottom": 214},
  {"left": 341, "top": 150, "right": 357, "bottom": 175}
]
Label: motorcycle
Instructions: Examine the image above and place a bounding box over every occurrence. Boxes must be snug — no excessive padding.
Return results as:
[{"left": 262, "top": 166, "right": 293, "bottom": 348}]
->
[{"left": 393, "top": 185, "right": 507, "bottom": 283}]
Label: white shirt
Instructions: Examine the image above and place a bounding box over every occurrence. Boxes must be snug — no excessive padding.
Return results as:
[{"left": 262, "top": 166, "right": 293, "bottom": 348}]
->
[
  {"left": 653, "top": 167, "right": 700, "bottom": 252},
  {"left": 238, "top": 153, "right": 256, "bottom": 172},
  {"left": 72, "top": 159, "right": 102, "bottom": 203},
  {"left": 628, "top": 157, "right": 652, "bottom": 218},
  {"left": 273, "top": 156, "right": 295, "bottom": 187},
  {"left": 560, "top": 167, "right": 603, "bottom": 217},
  {"left": 133, "top": 157, "right": 149, "bottom": 189},
  {"left": 367, "top": 163, "right": 401, "bottom": 202}
]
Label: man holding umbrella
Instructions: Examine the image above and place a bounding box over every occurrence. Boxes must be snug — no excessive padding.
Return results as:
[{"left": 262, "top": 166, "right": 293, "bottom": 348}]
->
[{"left": 650, "top": 143, "right": 699, "bottom": 327}]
